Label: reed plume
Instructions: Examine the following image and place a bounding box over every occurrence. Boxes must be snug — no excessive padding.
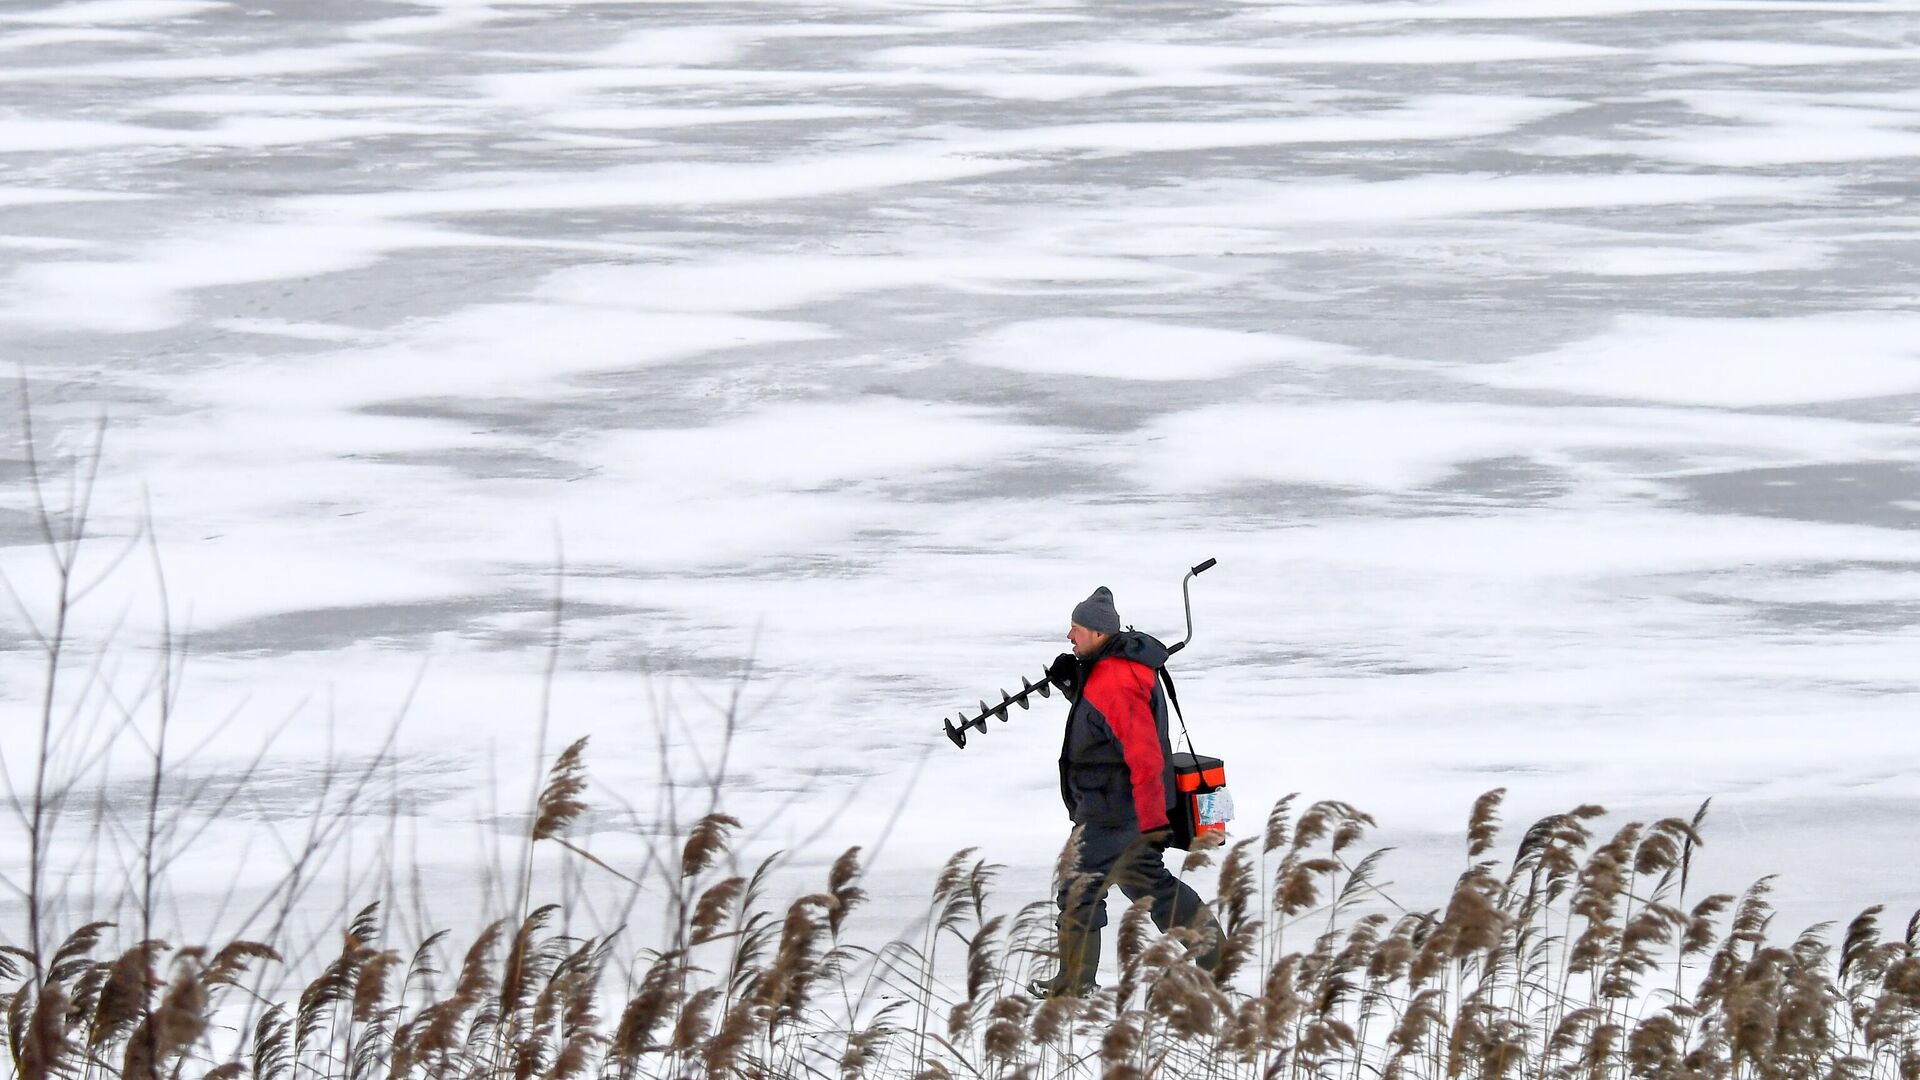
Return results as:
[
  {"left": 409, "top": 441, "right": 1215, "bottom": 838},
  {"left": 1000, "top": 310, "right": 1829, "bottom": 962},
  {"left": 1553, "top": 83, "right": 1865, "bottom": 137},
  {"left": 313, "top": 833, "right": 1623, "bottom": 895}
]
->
[
  {"left": 1467, "top": 788, "right": 1506, "bottom": 859},
  {"left": 14, "top": 709, "right": 1920, "bottom": 1080},
  {"left": 681, "top": 814, "right": 743, "bottom": 880},
  {"left": 533, "top": 738, "right": 590, "bottom": 843}
]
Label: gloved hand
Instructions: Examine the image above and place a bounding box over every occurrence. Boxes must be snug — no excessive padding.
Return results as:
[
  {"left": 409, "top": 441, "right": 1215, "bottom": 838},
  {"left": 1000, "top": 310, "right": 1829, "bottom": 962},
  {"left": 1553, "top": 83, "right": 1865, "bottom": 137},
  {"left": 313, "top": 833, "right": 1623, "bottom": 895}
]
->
[{"left": 1046, "top": 652, "right": 1079, "bottom": 694}]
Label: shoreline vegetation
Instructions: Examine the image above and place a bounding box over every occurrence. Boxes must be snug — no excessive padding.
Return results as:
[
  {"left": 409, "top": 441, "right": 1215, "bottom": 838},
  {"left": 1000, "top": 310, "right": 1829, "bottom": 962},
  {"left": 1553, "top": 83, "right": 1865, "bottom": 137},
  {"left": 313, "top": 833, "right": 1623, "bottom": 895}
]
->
[
  {"left": 13, "top": 754, "right": 1920, "bottom": 1080},
  {"left": 9, "top": 413, "right": 1920, "bottom": 1079}
]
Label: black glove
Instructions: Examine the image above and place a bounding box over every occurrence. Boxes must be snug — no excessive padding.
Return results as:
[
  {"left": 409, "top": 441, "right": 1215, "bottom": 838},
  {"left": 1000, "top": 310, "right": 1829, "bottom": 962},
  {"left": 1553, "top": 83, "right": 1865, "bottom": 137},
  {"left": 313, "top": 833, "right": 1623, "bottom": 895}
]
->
[{"left": 1047, "top": 652, "right": 1079, "bottom": 695}]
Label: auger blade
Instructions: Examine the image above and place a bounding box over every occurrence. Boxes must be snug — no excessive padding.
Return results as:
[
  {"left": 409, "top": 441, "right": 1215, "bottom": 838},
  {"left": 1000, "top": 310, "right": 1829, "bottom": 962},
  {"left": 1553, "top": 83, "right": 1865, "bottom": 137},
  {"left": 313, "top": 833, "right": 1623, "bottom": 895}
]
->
[{"left": 941, "top": 664, "right": 1065, "bottom": 748}]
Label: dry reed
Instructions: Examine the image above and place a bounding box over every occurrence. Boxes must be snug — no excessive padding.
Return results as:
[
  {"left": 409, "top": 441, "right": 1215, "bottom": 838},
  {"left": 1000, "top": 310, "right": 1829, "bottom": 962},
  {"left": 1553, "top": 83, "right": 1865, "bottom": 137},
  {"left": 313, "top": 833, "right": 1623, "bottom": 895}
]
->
[{"left": 11, "top": 732, "right": 1920, "bottom": 1080}]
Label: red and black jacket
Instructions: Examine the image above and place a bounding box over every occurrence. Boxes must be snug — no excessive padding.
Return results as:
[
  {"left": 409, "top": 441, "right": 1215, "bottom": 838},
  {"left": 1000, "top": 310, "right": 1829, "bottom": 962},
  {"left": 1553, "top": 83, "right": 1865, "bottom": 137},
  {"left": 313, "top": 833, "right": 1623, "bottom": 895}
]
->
[{"left": 1058, "top": 631, "right": 1176, "bottom": 832}]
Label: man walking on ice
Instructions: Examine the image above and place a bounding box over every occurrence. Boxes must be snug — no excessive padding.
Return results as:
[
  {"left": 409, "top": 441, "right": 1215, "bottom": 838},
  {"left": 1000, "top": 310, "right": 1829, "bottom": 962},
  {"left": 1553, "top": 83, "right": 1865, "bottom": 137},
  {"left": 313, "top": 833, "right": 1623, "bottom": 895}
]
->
[{"left": 1030, "top": 585, "right": 1224, "bottom": 999}]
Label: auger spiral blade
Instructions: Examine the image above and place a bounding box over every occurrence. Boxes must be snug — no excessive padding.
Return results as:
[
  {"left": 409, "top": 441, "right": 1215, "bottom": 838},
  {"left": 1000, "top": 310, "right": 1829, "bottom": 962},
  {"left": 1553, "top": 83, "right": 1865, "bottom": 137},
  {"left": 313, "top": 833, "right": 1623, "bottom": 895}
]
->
[{"left": 941, "top": 667, "right": 1061, "bottom": 749}]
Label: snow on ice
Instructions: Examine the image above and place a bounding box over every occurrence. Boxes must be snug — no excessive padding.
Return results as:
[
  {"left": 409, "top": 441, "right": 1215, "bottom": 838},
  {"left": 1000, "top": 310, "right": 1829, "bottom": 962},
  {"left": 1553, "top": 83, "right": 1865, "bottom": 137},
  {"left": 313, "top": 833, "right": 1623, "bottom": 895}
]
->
[{"left": 0, "top": 0, "right": 1917, "bottom": 942}]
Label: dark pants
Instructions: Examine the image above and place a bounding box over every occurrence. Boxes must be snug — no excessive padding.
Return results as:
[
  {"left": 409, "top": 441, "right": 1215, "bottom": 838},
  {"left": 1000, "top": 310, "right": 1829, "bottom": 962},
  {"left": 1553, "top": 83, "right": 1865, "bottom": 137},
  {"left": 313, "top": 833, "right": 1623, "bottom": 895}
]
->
[{"left": 1055, "top": 824, "right": 1207, "bottom": 932}]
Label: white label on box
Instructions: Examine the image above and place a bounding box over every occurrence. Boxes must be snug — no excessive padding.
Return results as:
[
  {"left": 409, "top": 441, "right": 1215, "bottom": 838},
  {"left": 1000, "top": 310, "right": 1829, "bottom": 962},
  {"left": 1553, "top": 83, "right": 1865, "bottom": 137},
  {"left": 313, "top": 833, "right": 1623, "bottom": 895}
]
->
[{"left": 1196, "top": 788, "right": 1235, "bottom": 827}]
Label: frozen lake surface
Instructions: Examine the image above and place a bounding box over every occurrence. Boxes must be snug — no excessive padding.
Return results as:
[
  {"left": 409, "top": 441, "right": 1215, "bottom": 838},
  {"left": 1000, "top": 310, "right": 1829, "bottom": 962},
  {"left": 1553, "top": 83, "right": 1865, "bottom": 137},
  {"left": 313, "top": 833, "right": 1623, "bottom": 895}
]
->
[{"left": 2, "top": 0, "right": 1919, "bottom": 951}]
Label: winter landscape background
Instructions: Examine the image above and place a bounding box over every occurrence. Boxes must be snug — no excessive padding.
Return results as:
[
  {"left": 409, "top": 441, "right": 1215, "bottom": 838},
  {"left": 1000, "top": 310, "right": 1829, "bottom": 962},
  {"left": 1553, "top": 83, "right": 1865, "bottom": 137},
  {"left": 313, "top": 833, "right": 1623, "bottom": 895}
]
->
[{"left": 2, "top": 0, "right": 1919, "bottom": 955}]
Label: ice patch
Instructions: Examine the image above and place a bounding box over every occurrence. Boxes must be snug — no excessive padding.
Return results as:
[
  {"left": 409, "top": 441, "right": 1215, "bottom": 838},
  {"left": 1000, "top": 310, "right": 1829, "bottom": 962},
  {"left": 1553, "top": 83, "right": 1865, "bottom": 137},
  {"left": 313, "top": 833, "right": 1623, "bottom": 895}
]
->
[
  {"left": 589, "top": 399, "right": 1065, "bottom": 498},
  {"left": 587, "top": 26, "right": 754, "bottom": 66},
  {"left": 191, "top": 115, "right": 463, "bottom": 145},
  {"left": 1558, "top": 243, "right": 1830, "bottom": 276},
  {"left": 524, "top": 401, "right": 1082, "bottom": 570},
  {"left": 873, "top": 34, "right": 1618, "bottom": 75},
  {"left": 270, "top": 98, "right": 1568, "bottom": 224},
  {"left": 970, "top": 94, "right": 1578, "bottom": 154},
  {"left": 475, "top": 61, "right": 1263, "bottom": 104},
  {"left": 1128, "top": 401, "right": 1916, "bottom": 492},
  {"left": 0, "top": 236, "right": 94, "bottom": 251},
  {"left": 964, "top": 319, "right": 1362, "bottom": 381},
  {"left": 587, "top": 23, "right": 915, "bottom": 67},
  {"left": 4, "top": 221, "right": 501, "bottom": 333},
  {"left": 0, "top": 27, "right": 153, "bottom": 50},
  {"left": 0, "top": 42, "right": 414, "bottom": 81},
  {"left": 0, "top": 413, "right": 509, "bottom": 628},
  {"left": 1006, "top": 174, "right": 1835, "bottom": 263},
  {"left": 536, "top": 254, "right": 1179, "bottom": 313},
  {"left": 210, "top": 318, "right": 373, "bottom": 343},
  {"left": 0, "top": 185, "right": 148, "bottom": 207},
  {"left": 904, "top": 13, "right": 1093, "bottom": 29},
  {"left": 1248, "top": 0, "right": 1912, "bottom": 23},
  {"left": 1188, "top": 34, "right": 1620, "bottom": 65},
  {"left": 1474, "top": 314, "right": 1920, "bottom": 408},
  {"left": 1695, "top": 568, "right": 1920, "bottom": 606},
  {"left": 1188, "top": 33, "right": 1622, "bottom": 64},
  {"left": 544, "top": 104, "right": 892, "bottom": 130},
  {"left": 0, "top": 115, "right": 458, "bottom": 154},
  {"left": 1270, "top": 509, "right": 1920, "bottom": 582},
  {"left": 292, "top": 147, "right": 1023, "bottom": 218},
  {"left": 1822, "top": 89, "right": 1920, "bottom": 111},
  {"left": 1120, "top": 173, "right": 1828, "bottom": 226},
  {"left": 201, "top": 307, "right": 831, "bottom": 410},
  {"left": 0, "top": 117, "right": 188, "bottom": 152},
  {"left": 1538, "top": 129, "right": 1920, "bottom": 166},
  {"left": 346, "top": 1, "right": 508, "bottom": 39},
  {"left": 142, "top": 92, "right": 455, "bottom": 112},
  {"left": 1656, "top": 41, "right": 1920, "bottom": 66},
  {"left": 0, "top": 0, "right": 225, "bottom": 24},
  {"left": 1660, "top": 127, "right": 1920, "bottom": 167},
  {"left": 1537, "top": 91, "right": 1920, "bottom": 166},
  {"left": 0, "top": 533, "right": 481, "bottom": 634}
]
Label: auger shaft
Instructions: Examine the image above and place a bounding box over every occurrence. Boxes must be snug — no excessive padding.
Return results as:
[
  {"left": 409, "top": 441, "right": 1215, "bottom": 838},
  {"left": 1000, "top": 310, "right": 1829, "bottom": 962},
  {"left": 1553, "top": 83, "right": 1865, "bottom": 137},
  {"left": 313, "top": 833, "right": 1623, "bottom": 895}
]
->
[{"left": 943, "top": 670, "right": 1063, "bottom": 749}]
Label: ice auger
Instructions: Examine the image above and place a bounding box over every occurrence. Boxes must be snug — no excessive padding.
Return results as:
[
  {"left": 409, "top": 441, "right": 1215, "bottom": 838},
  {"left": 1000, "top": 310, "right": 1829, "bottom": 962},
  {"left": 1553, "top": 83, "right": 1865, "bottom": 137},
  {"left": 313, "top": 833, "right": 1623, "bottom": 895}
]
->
[{"left": 940, "top": 558, "right": 1216, "bottom": 750}]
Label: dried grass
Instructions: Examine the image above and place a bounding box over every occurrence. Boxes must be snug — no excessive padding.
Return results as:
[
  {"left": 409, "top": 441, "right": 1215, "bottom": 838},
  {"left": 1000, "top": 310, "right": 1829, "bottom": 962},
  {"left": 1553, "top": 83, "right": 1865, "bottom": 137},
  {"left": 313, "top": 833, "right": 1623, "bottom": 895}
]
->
[{"left": 8, "top": 714, "right": 1920, "bottom": 1080}]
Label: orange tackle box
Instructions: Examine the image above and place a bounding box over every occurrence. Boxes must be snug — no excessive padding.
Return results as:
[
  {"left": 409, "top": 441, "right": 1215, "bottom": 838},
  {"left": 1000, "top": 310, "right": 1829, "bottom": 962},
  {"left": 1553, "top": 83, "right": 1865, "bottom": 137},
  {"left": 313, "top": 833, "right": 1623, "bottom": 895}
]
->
[{"left": 1169, "top": 752, "right": 1231, "bottom": 850}]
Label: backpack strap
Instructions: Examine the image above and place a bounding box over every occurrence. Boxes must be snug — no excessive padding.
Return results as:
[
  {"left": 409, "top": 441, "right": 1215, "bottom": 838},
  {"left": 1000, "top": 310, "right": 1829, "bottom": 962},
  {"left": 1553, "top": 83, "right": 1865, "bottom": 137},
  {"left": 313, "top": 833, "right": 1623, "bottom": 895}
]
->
[{"left": 1159, "top": 667, "right": 1200, "bottom": 760}]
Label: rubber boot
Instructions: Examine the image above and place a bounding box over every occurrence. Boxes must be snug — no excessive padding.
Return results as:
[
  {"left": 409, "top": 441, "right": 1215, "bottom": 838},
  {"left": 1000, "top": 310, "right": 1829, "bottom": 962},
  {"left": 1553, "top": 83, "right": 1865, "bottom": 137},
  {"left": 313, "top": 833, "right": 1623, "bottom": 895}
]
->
[
  {"left": 1188, "top": 907, "right": 1225, "bottom": 978},
  {"left": 1028, "top": 923, "right": 1101, "bottom": 999}
]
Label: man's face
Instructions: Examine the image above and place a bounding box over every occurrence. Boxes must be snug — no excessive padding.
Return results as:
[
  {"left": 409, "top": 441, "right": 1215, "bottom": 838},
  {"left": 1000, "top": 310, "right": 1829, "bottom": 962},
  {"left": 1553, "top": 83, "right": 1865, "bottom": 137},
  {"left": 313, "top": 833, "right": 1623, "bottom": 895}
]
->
[{"left": 1067, "top": 623, "right": 1108, "bottom": 658}]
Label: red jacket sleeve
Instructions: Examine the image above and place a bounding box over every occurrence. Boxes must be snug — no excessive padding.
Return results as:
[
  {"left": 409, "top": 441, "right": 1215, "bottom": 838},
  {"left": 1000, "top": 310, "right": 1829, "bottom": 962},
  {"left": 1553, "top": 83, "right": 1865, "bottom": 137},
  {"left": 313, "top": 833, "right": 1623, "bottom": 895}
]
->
[{"left": 1083, "top": 660, "right": 1169, "bottom": 831}]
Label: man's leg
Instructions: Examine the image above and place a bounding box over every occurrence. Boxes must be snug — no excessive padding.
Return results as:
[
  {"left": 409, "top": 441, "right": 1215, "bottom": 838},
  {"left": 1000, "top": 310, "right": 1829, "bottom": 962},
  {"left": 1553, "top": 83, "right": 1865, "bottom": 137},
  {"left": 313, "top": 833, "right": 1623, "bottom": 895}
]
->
[
  {"left": 1055, "top": 824, "right": 1133, "bottom": 932},
  {"left": 1112, "top": 832, "right": 1224, "bottom": 973},
  {"left": 1032, "top": 825, "right": 1132, "bottom": 999}
]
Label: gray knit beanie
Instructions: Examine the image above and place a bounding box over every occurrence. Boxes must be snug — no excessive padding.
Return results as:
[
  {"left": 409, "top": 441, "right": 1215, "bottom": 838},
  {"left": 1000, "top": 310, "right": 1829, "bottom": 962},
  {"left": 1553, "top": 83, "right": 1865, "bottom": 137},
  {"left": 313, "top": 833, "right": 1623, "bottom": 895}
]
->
[{"left": 1071, "top": 586, "right": 1122, "bottom": 634}]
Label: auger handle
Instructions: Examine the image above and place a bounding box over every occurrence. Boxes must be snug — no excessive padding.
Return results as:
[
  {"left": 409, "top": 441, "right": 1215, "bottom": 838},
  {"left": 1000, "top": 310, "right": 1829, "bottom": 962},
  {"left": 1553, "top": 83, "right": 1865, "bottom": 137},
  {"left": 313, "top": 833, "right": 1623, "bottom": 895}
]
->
[{"left": 1167, "top": 556, "right": 1216, "bottom": 656}]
